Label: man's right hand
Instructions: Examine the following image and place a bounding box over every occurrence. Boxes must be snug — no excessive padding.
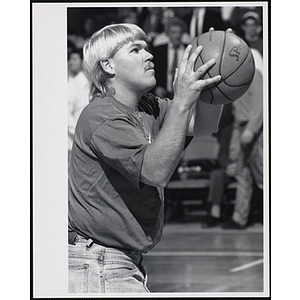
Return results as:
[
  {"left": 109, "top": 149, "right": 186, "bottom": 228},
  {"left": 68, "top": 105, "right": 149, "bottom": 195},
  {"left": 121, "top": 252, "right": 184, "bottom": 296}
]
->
[{"left": 172, "top": 41, "right": 221, "bottom": 110}]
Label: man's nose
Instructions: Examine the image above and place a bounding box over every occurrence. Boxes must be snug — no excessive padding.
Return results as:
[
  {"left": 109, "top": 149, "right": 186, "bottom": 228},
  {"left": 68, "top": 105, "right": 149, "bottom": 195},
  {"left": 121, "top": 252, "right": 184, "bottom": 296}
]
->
[{"left": 144, "top": 49, "right": 153, "bottom": 61}]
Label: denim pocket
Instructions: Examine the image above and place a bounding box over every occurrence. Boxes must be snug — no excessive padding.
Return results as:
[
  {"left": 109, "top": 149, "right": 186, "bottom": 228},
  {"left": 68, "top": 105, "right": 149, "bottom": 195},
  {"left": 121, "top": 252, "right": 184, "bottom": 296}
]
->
[
  {"left": 104, "top": 261, "right": 141, "bottom": 280},
  {"left": 68, "top": 263, "right": 89, "bottom": 293},
  {"left": 103, "top": 261, "right": 148, "bottom": 293}
]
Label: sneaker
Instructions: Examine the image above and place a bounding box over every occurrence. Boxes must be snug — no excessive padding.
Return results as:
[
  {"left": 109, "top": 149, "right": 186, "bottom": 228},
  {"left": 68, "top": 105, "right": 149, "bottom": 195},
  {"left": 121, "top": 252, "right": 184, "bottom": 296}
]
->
[
  {"left": 221, "top": 219, "right": 246, "bottom": 230},
  {"left": 202, "top": 215, "right": 220, "bottom": 228}
]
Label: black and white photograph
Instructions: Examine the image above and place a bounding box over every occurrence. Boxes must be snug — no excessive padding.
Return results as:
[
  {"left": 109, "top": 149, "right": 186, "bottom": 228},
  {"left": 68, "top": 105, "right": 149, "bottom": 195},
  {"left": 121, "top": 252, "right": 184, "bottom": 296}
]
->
[{"left": 31, "top": 1, "right": 277, "bottom": 298}]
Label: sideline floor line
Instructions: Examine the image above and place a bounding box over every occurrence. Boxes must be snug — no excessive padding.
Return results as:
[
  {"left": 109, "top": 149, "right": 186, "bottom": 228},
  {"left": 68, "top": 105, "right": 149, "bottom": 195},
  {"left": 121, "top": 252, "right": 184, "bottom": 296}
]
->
[
  {"left": 229, "top": 258, "right": 264, "bottom": 273},
  {"left": 146, "top": 251, "right": 263, "bottom": 257}
]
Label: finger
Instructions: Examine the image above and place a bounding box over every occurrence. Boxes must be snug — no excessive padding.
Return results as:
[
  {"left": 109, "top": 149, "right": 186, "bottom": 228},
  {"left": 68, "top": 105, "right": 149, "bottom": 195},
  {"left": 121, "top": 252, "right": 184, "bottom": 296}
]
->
[
  {"left": 194, "top": 58, "right": 216, "bottom": 78},
  {"left": 208, "top": 27, "right": 215, "bottom": 33},
  {"left": 172, "top": 68, "right": 178, "bottom": 85},
  {"left": 198, "top": 75, "right": 221, "bottom": 89},
  {"left": 186, "top": 45, "right": 203, "bottom": 71},
  {"left": 178, "top": 44, "right": 193, "bottom": 73},
  {"left": 226, "top": 28, "right": 233, "bottom": 33}
]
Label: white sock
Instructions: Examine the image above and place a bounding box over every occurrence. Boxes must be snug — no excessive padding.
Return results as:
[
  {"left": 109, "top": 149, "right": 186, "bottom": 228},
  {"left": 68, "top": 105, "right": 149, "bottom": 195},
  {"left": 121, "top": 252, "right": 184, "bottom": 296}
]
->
[{"left": 211, "top": 204, "right": 221, "bottom": 219}]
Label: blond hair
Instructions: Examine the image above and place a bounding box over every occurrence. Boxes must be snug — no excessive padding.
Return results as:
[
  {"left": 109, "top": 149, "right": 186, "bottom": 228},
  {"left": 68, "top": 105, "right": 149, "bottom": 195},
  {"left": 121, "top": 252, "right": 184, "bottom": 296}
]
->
[{"left": 83, "top": 23, "right": 148, "bottom": 100}]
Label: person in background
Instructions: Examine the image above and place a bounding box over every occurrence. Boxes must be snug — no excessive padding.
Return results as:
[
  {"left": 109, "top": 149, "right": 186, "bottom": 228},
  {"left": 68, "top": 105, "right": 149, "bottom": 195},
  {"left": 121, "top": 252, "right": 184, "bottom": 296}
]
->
[
  {"left": 229, "top": 6, "right": 262, "bottom": 41},
  {"left": 240, "top": 11, "right": 263, "bottom": 56},
  {"left": 151, "top": 17, "right": 188, "bottom": 99},
  {"left": 68, "top": 47, "right": 89, "bottom": 159},
  {"left": 202, "top": 104, "right": 234, "bottom": 228},
  {"left": 189, "top": 7, "right": 225, "bottom": 40},
  {"left": 68, "top": 23, "right": 223, "bottom": 293},
  {"left": 222, "top": 49, "right": 264, "bottom": 230},
  {"left": 152, "top": 8, "right": 191, "bottom": 47},
  {"left": 139, "top": 7, "right": 164, "bottom": 45},
  {"left": 118, "top": 7, "right": 139, "bottom": 24}
]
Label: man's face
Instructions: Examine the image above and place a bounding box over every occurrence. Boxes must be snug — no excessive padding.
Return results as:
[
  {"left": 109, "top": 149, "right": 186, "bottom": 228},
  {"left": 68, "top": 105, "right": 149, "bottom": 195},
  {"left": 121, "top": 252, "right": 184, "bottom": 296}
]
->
[
  {"left": 242, "top": 19, "right": 260, "bottom": 38},
  {"left": 68, "top": 53, "right": 82, "bottom": 74},
  {"left": 109, "top": 40, "right": 156, "bottom": 94},
  {"left": 168, "top": 25, "right": 183, "bottom": 47}
]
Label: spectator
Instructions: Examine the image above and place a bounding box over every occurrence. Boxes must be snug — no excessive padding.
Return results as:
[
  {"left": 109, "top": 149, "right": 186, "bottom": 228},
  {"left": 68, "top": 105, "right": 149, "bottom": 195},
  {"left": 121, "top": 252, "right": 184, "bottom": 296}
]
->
[
  {"left": 67, "top": 39, "right": 76, "bottom": 60},
  {"left": 68, "top": 16, "right": 98, "bottom": 49},
  {"left": 68, "top": 9, "right": 119, "bottom": 49},
  {"left": 151, "top": 17, "right": 188, "bottom": 99},
  {"left": 118, "top": 7, "right": 139, "bottom": 24},
  {"left": 189, "top": 7, "right": 225, "bottom": 40},
  {"left": 140, "top": 7, "right": 164, "bottom": 45},
  {"left": 68, "top": 47, "right": 89, "bottom": 158},
  {"left": 152, "top": 8, "right": 191, "bottom": 47},
  {"left": 221, "top": 6, "right": 235, "bottom": 29},
  {"left": 222, "top": 49, "right": 263, "bottom": 230},
  {"left": 229, "top": 6, "right": 262, "bottom": 39},
  {"left": 241, "top": 11, "right": 263, "bottom": 56},
  {"left": 202, "top": 104, "right": 234, "bottom": 228}
]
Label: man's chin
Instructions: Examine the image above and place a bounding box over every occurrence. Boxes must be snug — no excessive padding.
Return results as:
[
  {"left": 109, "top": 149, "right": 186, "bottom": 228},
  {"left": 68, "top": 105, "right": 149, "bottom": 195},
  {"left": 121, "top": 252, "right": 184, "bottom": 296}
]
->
[
  {"left": 146, "top": 81, "right": 156, "bottom": 93},
  {"left": 150, "top": 78, "right": 157, "bottom": 88}
]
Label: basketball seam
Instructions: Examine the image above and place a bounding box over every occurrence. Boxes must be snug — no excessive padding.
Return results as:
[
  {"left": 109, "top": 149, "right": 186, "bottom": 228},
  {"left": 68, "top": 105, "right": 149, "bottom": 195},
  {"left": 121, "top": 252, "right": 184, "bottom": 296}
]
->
[
  {"left": 198, "top": 55, "right": 215, "bottom": 104},
  {"left": 199, "top": 61, "right": 232, "bottom": 103},
  {"left": 196, "top": 38, "right": 214, "bottom": 104},
  {"left": 222, "top": 31, "right": 251, "bottom": 81},
  {"left": 224, "top": 81, "right": 253, "bottom": 88},
  {"left": 224, "top": 51, "right": 254, "bottom": 87},
  {"left": 198, "top": 31, "right": 233, "bottom": 103},
  {"left": 208, "top": 82, "right": 234, "bottom": 101},
  {"left": 220, "top": 31, "right": 226, "bottom": 77}
]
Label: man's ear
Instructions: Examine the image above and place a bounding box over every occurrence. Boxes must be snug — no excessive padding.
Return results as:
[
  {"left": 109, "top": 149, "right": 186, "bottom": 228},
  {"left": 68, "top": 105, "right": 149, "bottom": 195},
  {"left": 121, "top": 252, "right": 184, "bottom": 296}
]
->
[
  {"left": 100, "top": 59, "right": 115, "bottom": 75},
  {"left": 256, "top": 25, "right": 262, "bottom": 35}
]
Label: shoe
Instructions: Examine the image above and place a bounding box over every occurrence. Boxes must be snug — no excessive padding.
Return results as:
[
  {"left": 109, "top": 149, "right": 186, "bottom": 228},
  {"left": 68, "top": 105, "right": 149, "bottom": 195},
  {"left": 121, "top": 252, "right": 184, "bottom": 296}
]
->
[
  {"left": 221, "top": 219, "right": 246, "bottom": 230},
  {"left": 202, "top": 215, "right": 220, "bottom": 228}
]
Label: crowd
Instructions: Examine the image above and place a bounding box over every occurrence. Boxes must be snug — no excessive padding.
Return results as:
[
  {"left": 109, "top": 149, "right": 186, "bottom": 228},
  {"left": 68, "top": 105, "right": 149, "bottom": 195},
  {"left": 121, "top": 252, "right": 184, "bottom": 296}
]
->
[
  {"left": 67, "top": 5, "right": 264, "bottom": 230},
  {"left": 67, "top": 6, "right": 263, "bottom": 57}
]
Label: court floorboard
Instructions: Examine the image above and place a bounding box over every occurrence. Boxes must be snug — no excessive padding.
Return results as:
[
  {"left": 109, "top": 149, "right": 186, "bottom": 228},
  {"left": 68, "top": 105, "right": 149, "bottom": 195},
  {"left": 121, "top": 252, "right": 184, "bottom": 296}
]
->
[{"left": 143, "top": 221, "right": 266, "bottom": 295}]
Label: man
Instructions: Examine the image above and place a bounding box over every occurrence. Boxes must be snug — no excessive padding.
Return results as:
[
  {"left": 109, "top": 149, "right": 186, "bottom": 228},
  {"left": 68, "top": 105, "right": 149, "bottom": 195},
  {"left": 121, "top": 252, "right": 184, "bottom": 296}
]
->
[
  {"left": 202, "top": 104, "right": 234, "bottom": 228},
  {"left": 68, "top": 23, "right": 223, "bottom": 293},
  {"left": 67, "top": 47, "right": 89, "bottom": 158},
  {"left": 189, "top": 7, "right": 225, "bottom": 40},
  {"left": 151, "top": 17, "right": 188, "bottom": 99},
  {"left": 222, "top": 49, "right": 263, "bottom": 230},
  {"left": 241, "top": 11, "right": 263, "bottom": 56}
]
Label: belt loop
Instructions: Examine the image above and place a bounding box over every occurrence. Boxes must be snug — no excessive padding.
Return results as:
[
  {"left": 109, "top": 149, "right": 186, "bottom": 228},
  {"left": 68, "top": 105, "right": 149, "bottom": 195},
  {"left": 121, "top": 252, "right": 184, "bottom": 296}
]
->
[{"left": 85, "top": 238, "right": 94, "bottom": 251}]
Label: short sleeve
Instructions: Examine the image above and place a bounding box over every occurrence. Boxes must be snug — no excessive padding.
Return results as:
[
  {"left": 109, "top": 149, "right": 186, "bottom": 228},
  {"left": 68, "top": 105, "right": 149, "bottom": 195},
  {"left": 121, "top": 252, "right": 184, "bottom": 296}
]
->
[{"left": 90, "top": 114, "right": 148, "bottom": 188}]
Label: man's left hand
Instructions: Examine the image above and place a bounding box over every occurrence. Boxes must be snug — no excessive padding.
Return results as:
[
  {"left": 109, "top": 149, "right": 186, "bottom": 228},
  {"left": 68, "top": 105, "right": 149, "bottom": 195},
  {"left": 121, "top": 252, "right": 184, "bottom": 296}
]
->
[{"left": 241, "top": 129, "right": 254, "bottom": 146}]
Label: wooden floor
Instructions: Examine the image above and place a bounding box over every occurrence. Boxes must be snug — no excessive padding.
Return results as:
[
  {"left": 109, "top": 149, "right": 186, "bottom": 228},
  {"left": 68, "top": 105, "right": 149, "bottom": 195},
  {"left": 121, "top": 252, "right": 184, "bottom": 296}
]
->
[{"left": 143, "top": 219, "right": 267, "bottom": 296}]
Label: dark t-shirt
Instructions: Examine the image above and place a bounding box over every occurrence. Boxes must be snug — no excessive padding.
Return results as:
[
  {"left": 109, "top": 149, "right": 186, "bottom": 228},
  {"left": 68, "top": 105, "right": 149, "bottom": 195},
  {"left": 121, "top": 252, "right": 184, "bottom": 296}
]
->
[{"left": 68, "top": 93, "right": 169, "bottom": 252}]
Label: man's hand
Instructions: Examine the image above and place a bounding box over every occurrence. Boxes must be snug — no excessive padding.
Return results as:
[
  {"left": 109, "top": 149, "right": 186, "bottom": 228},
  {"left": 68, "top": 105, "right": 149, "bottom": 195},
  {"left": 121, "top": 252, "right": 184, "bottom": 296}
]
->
[
  {"left": 241, "top": 129, "right": 254, "bottom": 146},
  {"left": 226, "top": 162, "right": 237, "bottom": 177},
  {"left": 172, "top": 43, "right": 221, "bottom": 110}
]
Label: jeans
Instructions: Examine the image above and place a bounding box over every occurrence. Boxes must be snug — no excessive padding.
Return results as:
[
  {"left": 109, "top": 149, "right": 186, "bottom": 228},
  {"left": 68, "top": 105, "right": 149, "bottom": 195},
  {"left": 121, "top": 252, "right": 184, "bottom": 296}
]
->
[
  {"left": 68, "top": 235, "right": 150, "bottom": 293},
  {"left": 229, "top": 124, "right": 263, "bottom": 226}
]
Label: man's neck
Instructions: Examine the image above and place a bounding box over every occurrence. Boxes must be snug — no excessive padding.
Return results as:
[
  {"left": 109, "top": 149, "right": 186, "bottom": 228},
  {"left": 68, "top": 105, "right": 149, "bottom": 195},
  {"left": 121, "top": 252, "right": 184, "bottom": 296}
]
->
[
  {"left": 245, "top": 34, "right": 259, "bottom": 42},
  {"left": 69, "top": 70, "right": 80, "bottom": 78},
  {"left": 169, "top": 41, "right": 181, "bottom": 49},
  {"left": 113, "top": 89, "right": 142, "bottom": 109}
]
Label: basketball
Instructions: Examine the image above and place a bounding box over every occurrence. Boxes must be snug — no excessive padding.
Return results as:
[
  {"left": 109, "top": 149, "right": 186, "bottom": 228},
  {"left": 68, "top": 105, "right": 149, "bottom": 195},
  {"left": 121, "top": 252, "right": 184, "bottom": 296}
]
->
[{"left": 190, "top": 30, "right": 256, "bottom": 105}]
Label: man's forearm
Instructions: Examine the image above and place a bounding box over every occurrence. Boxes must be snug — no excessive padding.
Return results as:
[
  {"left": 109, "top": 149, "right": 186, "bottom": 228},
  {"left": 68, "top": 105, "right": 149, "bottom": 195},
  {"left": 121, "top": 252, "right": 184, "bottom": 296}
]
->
[{"left": 140, "top": 103, "right": 190, "bottom": 187}]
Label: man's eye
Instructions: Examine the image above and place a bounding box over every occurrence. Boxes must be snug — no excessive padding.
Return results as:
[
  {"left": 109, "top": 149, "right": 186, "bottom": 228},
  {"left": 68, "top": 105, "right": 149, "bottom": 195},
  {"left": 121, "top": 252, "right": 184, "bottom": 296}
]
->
[{"left": 131, "top": 48, "right": 139, "bottom": 53}]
